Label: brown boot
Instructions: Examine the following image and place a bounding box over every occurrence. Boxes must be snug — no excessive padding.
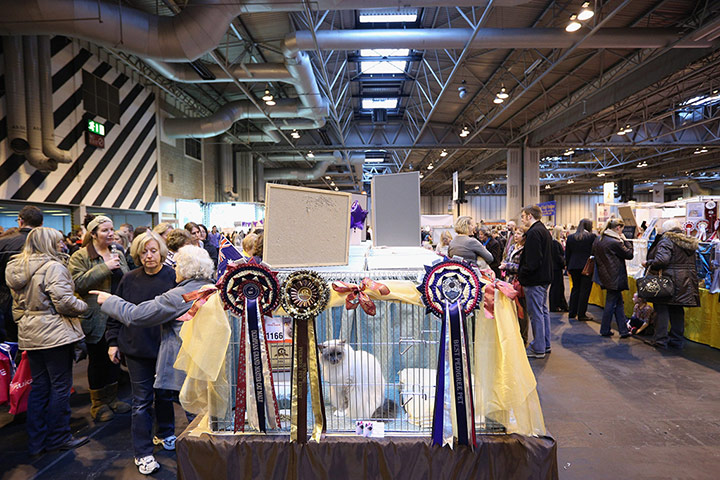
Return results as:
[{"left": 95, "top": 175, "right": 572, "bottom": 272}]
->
[
  {"left": 105, "top": 382, "right": 131, "bottom": 414},
  {"left": 90, "top": 388, "right": 114, "bottom": 422}
]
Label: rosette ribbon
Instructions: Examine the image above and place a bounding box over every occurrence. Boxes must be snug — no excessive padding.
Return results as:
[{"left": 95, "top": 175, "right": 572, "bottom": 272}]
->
[
  {"left": 218, "top": 258, "right": 281, "bottom": 433},
  {"left": 280, "top": 271, "right": 330, "bottom": 443},
  {"left": 331, "top": 278, "right": 390, "bottom": 316},
  {"left": 350, "top": 200, "right": 368, "bottom": 230},
  {"left": 418, "top": 258, "right": 483, "bottom": 449}
]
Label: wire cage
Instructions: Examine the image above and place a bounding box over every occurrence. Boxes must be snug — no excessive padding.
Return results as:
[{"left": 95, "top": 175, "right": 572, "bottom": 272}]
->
[{"left": 208, "top": 268, "right": 509, "bottom": 436}]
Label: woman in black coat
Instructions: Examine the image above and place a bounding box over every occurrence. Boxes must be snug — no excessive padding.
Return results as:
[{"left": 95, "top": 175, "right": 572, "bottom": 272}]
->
[
  {"left": 592, "top": 219, "right": 633, "bottom": 338},
  {"left": 565, "top": 219, "right": 596, "bottom": 320},
  {"left": 645, "top": 220, "right": 699, "bottom": 349},
  {"left": 549, "top": 226, "right": 568, "bottom": 312}
]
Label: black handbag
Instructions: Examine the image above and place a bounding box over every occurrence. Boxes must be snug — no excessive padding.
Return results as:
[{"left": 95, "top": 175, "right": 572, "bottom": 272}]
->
[{"left": 636, "top": 269, "right": 675, "bottom": 301}]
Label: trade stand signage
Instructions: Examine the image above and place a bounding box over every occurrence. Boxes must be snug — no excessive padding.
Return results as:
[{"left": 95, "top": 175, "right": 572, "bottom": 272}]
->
[{"left": 537, "top": 201, "right": 556, "bottom": 217}]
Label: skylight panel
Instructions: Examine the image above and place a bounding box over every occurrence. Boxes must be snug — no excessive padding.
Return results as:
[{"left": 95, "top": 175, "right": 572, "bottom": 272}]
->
[
  {"left": 359, "top": 9, "right": 418, "bottom": 23},
  {"left": 362, "top": 98, "right": 398, "bottom": 109},
  {"left": 359, "top": 49, "right": 410, "bottom": 58},
  {"left": 360, "top": 60, "right": 408, "bottom": 74}
]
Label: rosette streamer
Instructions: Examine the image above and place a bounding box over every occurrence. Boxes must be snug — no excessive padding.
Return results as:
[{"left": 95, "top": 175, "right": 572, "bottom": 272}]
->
[
  {"left": 350, "top": 200, "right": 368, "bottom": 230},
  {"left": 280, "top": 271, "right": 330, "bottom": 443},
  {"left": 418, "top": 258, "right": 483, "bottom": 448},
  {"left": 218, "top": 259, "right": 281, "bottom": 433},
  {"left": 331, "top": 278, "right": 390, "bottom": 316}
]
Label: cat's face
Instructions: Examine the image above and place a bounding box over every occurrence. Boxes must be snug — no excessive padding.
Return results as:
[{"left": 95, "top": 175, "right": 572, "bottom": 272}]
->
[{"left": 319, "top": 339, "right": 347, "bottom": 366}]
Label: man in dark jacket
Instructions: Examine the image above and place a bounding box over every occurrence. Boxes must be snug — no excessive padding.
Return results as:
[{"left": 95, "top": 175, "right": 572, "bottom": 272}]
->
[
  {"left": 645, "top": 220, "right": 699, "bottom": 349},
  {"left": 518, "top": 205, "right": 554, "bottom": 358},
  {"left": 0, "top": 206, "right": 43, "bottom": 342},
  {"left": 592, "top": 219, "right": 633, "bottom": 338}
]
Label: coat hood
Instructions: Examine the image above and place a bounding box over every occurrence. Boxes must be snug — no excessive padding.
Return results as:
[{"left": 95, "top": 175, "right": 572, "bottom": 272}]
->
[
  {"left": 664, "top": 230, "right": 699, "bottom": 252},
  {"left": 5, "top": 254, "right": 55, "bottom": 291}
]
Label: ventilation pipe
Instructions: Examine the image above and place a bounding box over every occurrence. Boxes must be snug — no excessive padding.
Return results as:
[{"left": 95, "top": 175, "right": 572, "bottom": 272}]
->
[
  {"left": 263, "top": 151, "right": 343, "bottom": 181},
  {"left": 143, "top": 58, "right": 292, "bottom": 83},
  {"left": 164, "top": 99, "right": 328, "bottom": 138},
  {"left": 0, "top": 1, "right": 534, "bottom": 61},
  {"left": 38, "top": 35, "right": 72, "bottom": 164},
  {"left": 23, "top": 36, "right": 56, "bottom": 172},
  {"left": 3, "top": 36, "right": 29, "bottom": 154}
]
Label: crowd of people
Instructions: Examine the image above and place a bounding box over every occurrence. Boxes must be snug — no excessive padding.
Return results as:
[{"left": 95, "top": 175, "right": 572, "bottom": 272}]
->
[
  {"left": 0, "top": 206, "right": 265, "bottom": 474},
  {"left": 434, "top": 205, "right": 700, "bottom": 359},
  {"left": 0, "top": 202, "right": 703, "bottom": 473}
]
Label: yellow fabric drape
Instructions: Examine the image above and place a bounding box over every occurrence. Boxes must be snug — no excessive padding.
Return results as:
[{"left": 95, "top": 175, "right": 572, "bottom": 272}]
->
[
  {"left": 175, "top": 290, "right": 232, "bottom": 417},
  {"left": 474, "top": 287, "right": 546, "bottom": 436}
]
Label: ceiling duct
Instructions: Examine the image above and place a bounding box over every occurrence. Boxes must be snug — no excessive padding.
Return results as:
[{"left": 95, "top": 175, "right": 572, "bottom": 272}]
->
[
  {"left": 264, "top": 151, "right": 343, "bottom": 181},
  {"left": 3, "top": 36, "right": 29, "bottom": 154},
  {"left": 23, "top": 36, "right": 56, "bottom": 172},
  {"left": 38, "top": 35, "right": 72, "bottom": 165}
]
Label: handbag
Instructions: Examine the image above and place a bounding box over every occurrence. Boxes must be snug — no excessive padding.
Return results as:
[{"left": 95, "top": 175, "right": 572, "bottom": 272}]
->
[
  {"left": 581, "top": 256, "right": 595, "bottom": 276},
  {"left": 637, "top": 269, "right": 675, "bottom": 301},
  {"left": 9, "top": 351, "right": 32, "bottom": 415}
]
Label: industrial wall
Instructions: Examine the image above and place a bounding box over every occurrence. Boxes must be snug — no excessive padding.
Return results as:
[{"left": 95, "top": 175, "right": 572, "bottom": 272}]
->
[{"left": 0, "top": 36, "right": 159, "bottom": 211}]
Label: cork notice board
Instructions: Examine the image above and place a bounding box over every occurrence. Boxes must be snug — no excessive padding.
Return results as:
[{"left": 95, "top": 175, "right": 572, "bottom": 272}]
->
[{"left": 263, "top": 184, "right": 352, "bottom": 267}]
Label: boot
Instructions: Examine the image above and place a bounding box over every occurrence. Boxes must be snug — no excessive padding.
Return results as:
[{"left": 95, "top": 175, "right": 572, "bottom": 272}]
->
[
  {"left": 90, "top": 388, "right": 114, "bottom": 422},
  {"left": 105, "top": 382, "right": 131, "bottom": 414}
]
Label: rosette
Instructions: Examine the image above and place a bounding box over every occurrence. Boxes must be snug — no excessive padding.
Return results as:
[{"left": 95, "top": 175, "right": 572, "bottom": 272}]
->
[
  {"left": 280, "top": 271, "right": 330, "bottom": 443},
  {"left": 218, "top": 259, "right": 281, "bottom": 433},
  {"left": 418, "top": 257, "right": 482, "bottom": 449}
]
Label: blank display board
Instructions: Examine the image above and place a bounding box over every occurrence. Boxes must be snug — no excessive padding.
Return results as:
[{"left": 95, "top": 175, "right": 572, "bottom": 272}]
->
[
  {"left": 371, "top": 172, "right": 421, "bottom": 247},
  {"left": 263, "top": 184, "right": 352, "bottom": 267}
]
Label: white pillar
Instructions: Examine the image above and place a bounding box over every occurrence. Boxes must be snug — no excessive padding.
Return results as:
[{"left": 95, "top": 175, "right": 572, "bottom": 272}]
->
[
  {"left": 652, "top": 183, "right": 664, "bottom": 203},
  {"left": 506, "top": 148, "right": 522, "bottom": 222}
]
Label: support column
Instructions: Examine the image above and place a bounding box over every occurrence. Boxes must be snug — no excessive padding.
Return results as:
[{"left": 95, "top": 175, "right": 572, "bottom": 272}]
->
[
  {"left": 506, "top": 148, "right": 540, "bottom": 222},
  {"left": 523, "top": 147, "right": 540, "bottom": 207},
  {"left": 506, "top": 148, "right": 522, "bottom": 222}
]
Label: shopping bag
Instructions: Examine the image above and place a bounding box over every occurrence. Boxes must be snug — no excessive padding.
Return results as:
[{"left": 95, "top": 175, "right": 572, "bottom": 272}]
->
[{"left": 9, "top": 351, "right": 32, "bottom": 415}]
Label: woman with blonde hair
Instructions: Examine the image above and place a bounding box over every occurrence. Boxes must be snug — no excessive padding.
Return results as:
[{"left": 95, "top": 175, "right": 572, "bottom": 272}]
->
[
  {"left": 435, "top": 230, "right": 453, "bottom": 256},
  {"left": 104, "top": 231, "right": 177, "bottom": 474},
  {"left": 5, "top": 227, "right": 89, "bottom": 454},
  {"left": 152, "top": 223, "right": 173, "bottom": 242},
  {"left": 448, "top": 216, "right": 494, "bottom": 266},
  {"left": 69, "top": 216, "right": 130, "bottom": 421}
]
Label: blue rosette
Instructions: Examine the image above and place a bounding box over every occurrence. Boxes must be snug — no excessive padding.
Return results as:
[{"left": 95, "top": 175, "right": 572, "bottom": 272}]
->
[{"left": 418, "top": 257, "right": 483, "bottom": 448}]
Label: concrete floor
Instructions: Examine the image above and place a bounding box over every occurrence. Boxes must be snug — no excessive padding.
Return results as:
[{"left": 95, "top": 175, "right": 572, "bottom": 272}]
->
[{"left": 2, "top": 303, "right": 720, "bottom": 479}]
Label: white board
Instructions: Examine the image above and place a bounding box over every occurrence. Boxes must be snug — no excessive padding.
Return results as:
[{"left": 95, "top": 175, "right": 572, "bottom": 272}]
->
[{"left": 371, "top": 172, "right": 421, "bottom": 247}]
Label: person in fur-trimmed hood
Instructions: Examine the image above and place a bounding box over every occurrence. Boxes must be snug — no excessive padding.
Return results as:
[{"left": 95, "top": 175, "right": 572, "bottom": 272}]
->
[{"left": 645, "top": 219, "right": 700, "bottom": 349}]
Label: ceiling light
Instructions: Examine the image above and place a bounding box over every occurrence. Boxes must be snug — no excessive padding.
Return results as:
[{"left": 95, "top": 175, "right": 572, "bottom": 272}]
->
[
  {"left": 290, "top": 129, "right": 301, "bottom": 139},
  {"left": 681, "top": 184, "right": 689, "bottom": 188},
  {"left": 334, "top": 187, "right": 339, "bottom": 191},
  {"left": 325, "top": 175, "right": 331, "bottom": 180},
  {"left": 637, "top": 161, "right": 648, "bottom": 168},
  {"left": 475, "top": 185, "right": 480, "bottom": 190},
  {"left": 440, "top": 149, "right": 448, "bottom": 157},
  {"left": 458, "top": 80, "right": 467, "bottom": 99},
  {"left": 617, "top": 127, "right": 627, "bottom": 135},
  {"left": 545, "top": 184, "right": 551, "bottom": 189},
  {"left": 564, "top": 149, "right": 575, "bottom": 155},
  {"left": 330, "top": 181, "right": 335, "bottom": 186},
  {"left": 419, "top": 173, "right": 424, "bottom": 178},
  {"left": 624, "top": 125, "right": 633, "bottom": 133},
  {"left": 361, "top": 98, "right": 398, "bottom": 109},
  {"left": 577, "top": 2, "right": 594, "bottom": 21},
  {"left": 307, "top": 151, "right": 315, "bottom": 158},
  {"left": 459, "top": 126, "right": 470, "bottom": 137},
  {"left": 488, "top": 181, "right": 494, "bottom": 185},
  {"left": 567, "top": 179, "right": 575, "bottom": 184},
  {"left": 566, "top": 14, "right": 582, "bottom": 32},
  {"left": 262, "top": 89, "right": 274, "bottom": 102},
  {"left": 597, "top": 172, "right": 606, "bottom": 177},
  {"left": 695, "top": 147, "right": 708, "bottom": 154},
  {"left": 497, "top": 87, "right": 509, "bottom": 100},
  {"left": 493, "top": 97, "right": 504, "bottom": 104},
  {"left": 427, "top": 163, "right": 434, "bottom": 170}
]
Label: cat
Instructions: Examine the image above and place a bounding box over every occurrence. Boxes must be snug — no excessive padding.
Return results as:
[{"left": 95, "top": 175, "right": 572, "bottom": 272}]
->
[{"left": 318, "top": 339, "right": 396, "bottom": 420}]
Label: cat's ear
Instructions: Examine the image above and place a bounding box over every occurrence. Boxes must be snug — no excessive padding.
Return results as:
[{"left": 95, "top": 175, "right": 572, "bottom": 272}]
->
[
  {"left": 338, "top": 339, "right": 346, "bottom": 345},
  {"left": 318, "top": 344, "right": 326, "bottom": 351}
]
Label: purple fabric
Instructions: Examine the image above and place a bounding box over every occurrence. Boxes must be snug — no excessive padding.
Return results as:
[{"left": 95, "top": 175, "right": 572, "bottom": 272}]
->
[{"left": 350, "top": 201, "right": 368, "bottom": 230}]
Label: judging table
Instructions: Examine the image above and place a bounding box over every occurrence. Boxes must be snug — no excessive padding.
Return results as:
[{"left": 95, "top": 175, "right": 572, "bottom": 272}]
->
[
  {"left": 586, "top": 277, "right": 720, "bottom": 349},
  {"left": 176, "top": 416, "right": 558, "bottom": 480}
]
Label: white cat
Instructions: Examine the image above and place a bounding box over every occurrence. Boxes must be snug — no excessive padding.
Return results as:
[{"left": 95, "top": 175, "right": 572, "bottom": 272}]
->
[{"left": 318, "top": 340, "right": 390, "bottom": 420}]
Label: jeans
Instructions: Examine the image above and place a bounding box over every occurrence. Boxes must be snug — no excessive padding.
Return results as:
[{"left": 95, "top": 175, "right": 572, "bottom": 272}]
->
[
  {"left": 125, "top": 355, "right": 175, "bottom": 457},
  {"left": 653, "top": 304, "right": 685, "bottom": 348},
  {"left": 568, "top": 270, "right": 593, "bottom": 318},
  {"left": 601, "top": 290, "right": 629, "bottom": 336},
  {"left": 525, "top": 284, "right": 551, "bottom": 354},
  {"left": 26, "top": 344, "right": 74, "bottom": 454}
]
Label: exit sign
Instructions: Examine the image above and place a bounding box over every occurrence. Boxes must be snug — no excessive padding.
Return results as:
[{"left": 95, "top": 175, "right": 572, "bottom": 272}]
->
[{"left": 87, "top": 120, "right": 106, "bottom": 136}]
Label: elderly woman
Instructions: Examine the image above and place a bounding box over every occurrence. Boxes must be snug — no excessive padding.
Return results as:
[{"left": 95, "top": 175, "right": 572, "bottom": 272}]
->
[
  {"left": 92, "top": 246, "right": 214, "bottom": 463},
  {"left": 645, "top": 219, "right": 700, "bottom": 349},
  {"left": 592, "top": 218, "right": 633, "bottom": 338},
  {"left": 104, "top": 232, "right": 177, "bottom": 475},
  {"left": 448, "top": 216, "right": 494, "bottom": 266},
  {"left": 68, "top": 215, "right": 130, "bottom": 421},
  {"left": 6, "top": 228, "right": 89, "bottom": 454}
]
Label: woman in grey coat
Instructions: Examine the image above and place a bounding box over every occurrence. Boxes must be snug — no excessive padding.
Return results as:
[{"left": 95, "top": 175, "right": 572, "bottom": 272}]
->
[
  {"left": 5, "top": 227, "right": 89, "bottom": 455},
  {"left": 645, "top": 219, "right": 700, "bottom": 349},
  {"left": 92, "top": 246, "right": 214, "bottom": 412}
]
